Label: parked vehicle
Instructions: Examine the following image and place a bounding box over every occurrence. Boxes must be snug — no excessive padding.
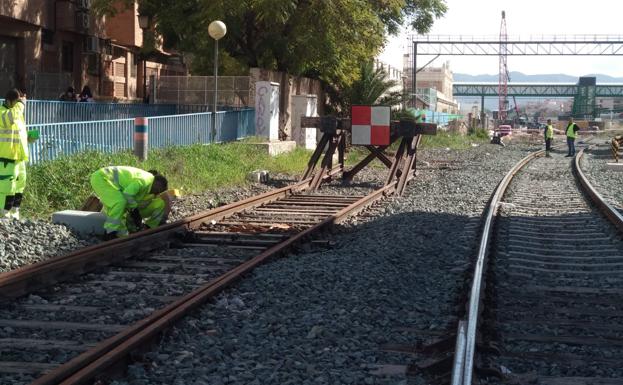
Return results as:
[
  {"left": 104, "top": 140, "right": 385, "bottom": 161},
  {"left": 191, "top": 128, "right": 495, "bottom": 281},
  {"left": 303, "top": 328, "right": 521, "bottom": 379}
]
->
[{"left": 496, "top": 124, "right": 512, "bottom": 137}]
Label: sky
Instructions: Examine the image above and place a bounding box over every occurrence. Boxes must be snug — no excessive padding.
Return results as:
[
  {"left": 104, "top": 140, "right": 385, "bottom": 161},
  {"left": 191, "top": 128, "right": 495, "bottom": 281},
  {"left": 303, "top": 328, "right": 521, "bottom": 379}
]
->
[{"left": 379, "top": 0, "right": 623, "bottom": 77}]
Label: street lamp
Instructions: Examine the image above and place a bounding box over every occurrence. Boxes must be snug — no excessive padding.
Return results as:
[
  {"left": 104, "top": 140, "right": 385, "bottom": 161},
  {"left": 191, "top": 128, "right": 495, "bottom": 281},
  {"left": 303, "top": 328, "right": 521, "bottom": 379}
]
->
[
  {"left": 208, "top": 20, "right": 226, "bottom": 142},
  {"left": 138, "top": 14, "right": 152, "bottom": 102}
]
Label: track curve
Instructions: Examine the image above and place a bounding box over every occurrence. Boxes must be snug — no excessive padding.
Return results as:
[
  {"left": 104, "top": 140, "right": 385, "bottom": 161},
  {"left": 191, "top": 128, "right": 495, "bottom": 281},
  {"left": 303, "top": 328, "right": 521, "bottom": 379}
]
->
[{"left": 452, "top": 146, "right": 623, "bottom": 385}]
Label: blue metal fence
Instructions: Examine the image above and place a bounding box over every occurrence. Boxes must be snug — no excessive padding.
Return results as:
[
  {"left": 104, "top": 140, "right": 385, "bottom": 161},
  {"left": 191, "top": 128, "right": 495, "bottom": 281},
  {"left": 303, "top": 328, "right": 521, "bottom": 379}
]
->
[
  {"left": 149, "top": 113, "right": 212, "bottom": 148},
  {"left": 0, "top": 99, "right": 248, "bottom": 125},
  {"left": 423, "top": 110, "right": 463, "bottom": 126},
  {"left": 27, "top": 109, "right": 255, "bottom": 164},
  {"left": 28, "top": 119, "right": 134, "bottom": 164}
]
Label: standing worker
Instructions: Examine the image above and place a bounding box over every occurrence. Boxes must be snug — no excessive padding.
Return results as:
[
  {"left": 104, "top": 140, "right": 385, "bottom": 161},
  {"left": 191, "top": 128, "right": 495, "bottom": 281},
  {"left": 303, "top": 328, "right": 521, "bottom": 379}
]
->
[
  {"left": 565, "top": 117, "right": 580, "bottom": 157},
  {"left": 0, "top": 89, "right": 33, "bottom": 219},
  {"left": 544, "top": 119, "right": 554, "bottom": 157},
  {"left": 89, "top": 166, "right": 169, "bottom": 239},
  {"left": 416, "top": 109, "right": 426, "bottom": 123}
]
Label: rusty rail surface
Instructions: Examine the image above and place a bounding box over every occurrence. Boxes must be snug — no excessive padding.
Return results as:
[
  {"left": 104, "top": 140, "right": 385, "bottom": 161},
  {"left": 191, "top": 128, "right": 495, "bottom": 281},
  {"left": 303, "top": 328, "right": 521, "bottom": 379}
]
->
[
  {"left": 0, "top": 180, "right": 312, "bottom": 301},
  {"left": 0, "top": 176, "right": 397, "bottom": 385},
  {"left": 451, "top": 145, "right": 623, "bottom": 385}
]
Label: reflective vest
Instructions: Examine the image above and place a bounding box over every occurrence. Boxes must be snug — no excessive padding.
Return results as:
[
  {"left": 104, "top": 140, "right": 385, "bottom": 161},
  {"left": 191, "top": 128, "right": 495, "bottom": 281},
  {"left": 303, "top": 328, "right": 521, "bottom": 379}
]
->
[
  {"left": 566, "top": 123, "right": 577, "bottom": 139},
  {"left": 0, "top": 101, "right": 28, "bottom": 161},
  {"left": 98, "top": 166, "right": 155, "bottom": 208},
  {"left": 545, "top": 125, "right": 554, "bottom": 139}
]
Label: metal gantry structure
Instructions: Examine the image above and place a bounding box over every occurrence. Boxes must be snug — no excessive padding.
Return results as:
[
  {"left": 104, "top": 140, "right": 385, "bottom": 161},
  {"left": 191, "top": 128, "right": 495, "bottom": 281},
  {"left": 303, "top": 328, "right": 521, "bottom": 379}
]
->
[
  {"left": 453, "top": 83, "right": 623, "bottom": 97},
  {"left": 411, "top": 34, "right": 623, "bottom": 56},
  {"left": 409, "top": 34, "right": 623, "bottom": 119},
  {"left": 498, "top": 11, "right": 509, "bottom": 122}
]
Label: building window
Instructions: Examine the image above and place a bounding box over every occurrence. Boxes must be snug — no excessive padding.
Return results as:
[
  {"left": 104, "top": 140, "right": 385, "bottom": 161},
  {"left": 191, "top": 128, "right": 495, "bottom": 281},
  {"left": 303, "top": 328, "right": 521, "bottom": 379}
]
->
[
  {"left": 61, "top": 41, "right": 73, "bottom": 72},
  {"left": 42, "top": 29, "right": 54, "bottom": 46},
  {"left": 114, "top": 61, "right": 126, "bottom": 77},
  {"left": 87, "top": 53, "right": 99, "bottom": 76}
]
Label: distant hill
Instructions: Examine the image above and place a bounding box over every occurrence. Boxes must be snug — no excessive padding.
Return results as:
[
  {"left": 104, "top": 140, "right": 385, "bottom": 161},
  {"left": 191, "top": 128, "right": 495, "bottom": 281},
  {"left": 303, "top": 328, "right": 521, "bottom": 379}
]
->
[{"left": 454, "top": 71, "right": 623, "bottom": 83}]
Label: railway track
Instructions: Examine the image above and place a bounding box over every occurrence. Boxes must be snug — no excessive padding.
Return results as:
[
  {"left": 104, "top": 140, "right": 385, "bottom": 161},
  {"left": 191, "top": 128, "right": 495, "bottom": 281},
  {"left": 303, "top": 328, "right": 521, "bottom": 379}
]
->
[
  {"left": 0, "top": 176, "right": 395, "bottom": 385},
  {"left": 451, "top": 147, "right": 623, "bottom": 385}
]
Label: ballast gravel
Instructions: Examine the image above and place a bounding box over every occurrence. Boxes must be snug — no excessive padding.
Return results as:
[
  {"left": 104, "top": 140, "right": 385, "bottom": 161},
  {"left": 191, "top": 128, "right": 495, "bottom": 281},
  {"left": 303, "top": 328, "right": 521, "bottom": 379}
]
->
[
  {"left": 0, "top": 176, "right": 296, "bottom": 274},
  {"left": 111, "top": 139, "right": 542, "bottom": 385},
  {"left": 0, "top": 218, "right": 97, "bottom": 273},
  {"left": 581, "top": 141, "right": 623, "bottom": 212}
]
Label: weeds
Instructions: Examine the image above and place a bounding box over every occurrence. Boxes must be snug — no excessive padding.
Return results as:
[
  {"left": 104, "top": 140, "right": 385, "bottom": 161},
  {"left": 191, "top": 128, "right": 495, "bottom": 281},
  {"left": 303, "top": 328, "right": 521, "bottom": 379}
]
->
[{"left": 23, "top": 143, "right": 312, "bottom": 219}]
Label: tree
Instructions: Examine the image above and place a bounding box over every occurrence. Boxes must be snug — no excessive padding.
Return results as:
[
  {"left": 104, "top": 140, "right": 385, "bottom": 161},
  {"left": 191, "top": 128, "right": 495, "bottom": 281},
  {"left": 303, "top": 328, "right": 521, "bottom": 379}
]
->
[
  {"left": 341, "top": 61, "right": 405, "bottom": 111},
  {"left": 94, "top": 0, "right": 447, "bottom": 87}
]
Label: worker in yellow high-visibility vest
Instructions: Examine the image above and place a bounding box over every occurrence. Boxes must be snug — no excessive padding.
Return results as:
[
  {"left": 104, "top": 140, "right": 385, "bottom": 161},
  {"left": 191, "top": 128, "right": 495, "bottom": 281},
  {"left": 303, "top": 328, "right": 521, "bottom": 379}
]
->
[
  {"left": 565, "top": 117, "right": 580, "bottom": 157},
  {"left": 0, "top": 89, "right": 28, "bottom": 219},
  {"left": 90, "top": 166, "right": 169, "bottom": 239},
  {"left": 544, "top": 119, "right": 554, "bottom": 157}
]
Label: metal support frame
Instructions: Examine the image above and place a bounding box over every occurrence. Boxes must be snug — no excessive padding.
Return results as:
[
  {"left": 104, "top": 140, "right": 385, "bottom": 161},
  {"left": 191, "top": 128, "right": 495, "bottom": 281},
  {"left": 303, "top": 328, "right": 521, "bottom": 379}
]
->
[
  {"left": 300, "top": 116, "right": 436, "bottom": 195},
  {"left": 412, "top": 43, "right": 418, "bottom": 108},
  {"left": 307, "top": 131, "right": 345, "bottom": 191}
]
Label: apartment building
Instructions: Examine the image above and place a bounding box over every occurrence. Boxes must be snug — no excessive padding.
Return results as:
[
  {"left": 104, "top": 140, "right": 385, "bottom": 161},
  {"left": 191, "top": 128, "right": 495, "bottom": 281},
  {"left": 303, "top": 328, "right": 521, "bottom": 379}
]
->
[
  {"left": 402, "top": 53, "right": 459, "bottom": 113},
  {"left": 0, "top": 0, "right": 185, "bottom": 100}
]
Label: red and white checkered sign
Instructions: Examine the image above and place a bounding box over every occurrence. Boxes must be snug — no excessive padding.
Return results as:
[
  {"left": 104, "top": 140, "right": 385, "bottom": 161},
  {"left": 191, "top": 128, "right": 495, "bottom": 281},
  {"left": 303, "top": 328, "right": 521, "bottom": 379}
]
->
[{"left": 351, "top": 105, "right": 390, "bottom": 145}]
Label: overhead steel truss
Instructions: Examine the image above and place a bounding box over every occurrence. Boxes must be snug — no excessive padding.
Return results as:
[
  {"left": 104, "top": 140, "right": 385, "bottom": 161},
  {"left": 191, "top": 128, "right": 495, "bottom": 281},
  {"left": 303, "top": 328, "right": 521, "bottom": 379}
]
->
[
  {"left": 412, "top": 35, "right": 623, "bottom": 55},
  {"left": 453, "top": 83, "right": 623, "bottom": 97}
]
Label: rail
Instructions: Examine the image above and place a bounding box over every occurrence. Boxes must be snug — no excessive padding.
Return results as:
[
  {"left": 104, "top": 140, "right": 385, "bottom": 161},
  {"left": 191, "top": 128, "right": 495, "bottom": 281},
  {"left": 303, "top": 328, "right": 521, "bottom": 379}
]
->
[
  {"left": 0, "top": 175, "right": 396, "bottom": 384},
  {"left": 450, "top": 148, "right": 544, "bottom": 385},
  {"left": 451, "top": 145, "right": 623, "bottom": 384},
  {"left": 574, "top": 148, "right": 623, "bottom": 232}
]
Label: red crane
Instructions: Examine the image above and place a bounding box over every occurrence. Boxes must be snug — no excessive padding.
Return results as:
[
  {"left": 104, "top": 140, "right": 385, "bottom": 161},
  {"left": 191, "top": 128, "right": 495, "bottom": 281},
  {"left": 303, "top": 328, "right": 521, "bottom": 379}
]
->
[{"left": 498, "top": 10, "right": 508, "bottom": 123}]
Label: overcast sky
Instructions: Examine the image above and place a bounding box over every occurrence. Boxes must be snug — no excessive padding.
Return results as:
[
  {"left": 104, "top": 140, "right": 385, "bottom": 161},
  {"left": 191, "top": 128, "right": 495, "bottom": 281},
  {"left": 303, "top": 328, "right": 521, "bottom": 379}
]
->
[{"left": 379, "top": 0, "right": 623, "bottom": 77}]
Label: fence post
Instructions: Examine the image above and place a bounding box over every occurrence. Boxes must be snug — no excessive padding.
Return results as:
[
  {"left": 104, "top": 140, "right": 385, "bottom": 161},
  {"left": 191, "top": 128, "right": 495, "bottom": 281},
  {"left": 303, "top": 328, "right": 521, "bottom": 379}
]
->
[{"left": 134, "top": 117, "right": 149, "bottom": 160}]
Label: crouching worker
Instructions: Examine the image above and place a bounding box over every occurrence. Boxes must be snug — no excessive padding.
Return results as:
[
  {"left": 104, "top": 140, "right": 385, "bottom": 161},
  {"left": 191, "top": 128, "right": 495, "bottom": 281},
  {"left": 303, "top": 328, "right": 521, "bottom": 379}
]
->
[{"left": 90, "top": 166, "right": 168, "bottom": 239}]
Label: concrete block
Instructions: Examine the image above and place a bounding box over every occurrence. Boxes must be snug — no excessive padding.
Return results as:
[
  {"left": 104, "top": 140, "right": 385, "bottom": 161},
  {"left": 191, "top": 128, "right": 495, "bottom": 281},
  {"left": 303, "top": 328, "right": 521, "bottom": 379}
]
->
[
  {"left": 246, "top": 170, "right": 270, "bottom": 183},
  {"left": 52, "top": 210, "right": 107, "bottom": 235},
  {"left": 606, "top": 163, "right": 623, "bottom": 171},
  {"left": 304, "top": 127, "right": 317, "bottom": 150},
  {"left": 241, "top": 141, "right": 297, "bottom": 156}
]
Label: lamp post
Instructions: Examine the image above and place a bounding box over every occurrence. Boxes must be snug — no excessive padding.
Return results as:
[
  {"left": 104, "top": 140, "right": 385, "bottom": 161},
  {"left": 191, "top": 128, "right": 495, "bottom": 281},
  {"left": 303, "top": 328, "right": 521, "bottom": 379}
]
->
[
  {"left": 208, "top": 20, "right": 226, "bottom": 142},
  {"left": 138, "top": 14, "right": 152, "bottom": 103}
]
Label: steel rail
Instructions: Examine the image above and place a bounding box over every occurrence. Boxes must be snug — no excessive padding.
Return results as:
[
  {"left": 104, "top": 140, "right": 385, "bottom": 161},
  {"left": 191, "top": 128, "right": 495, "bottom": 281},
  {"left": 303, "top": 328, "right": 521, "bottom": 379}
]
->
[
  {"left": 574, "top": 148, "right": 623, "bottom": 233},
  {"left": 29, "top": 182, "right": 397, "bottom": 385},
  {"left": 450, "top": 148, "right": 545, "bottom": 385},
  {"left": 0, "top": 179, "right": 320, "bottom": 301},
  {"left": 452, "top": 144, "right": 623, "bottom": 384}
]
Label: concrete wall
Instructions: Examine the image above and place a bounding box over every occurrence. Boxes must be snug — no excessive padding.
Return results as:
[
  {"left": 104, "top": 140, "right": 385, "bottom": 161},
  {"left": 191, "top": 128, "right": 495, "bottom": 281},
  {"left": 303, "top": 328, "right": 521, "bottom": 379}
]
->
[
  {"left": 0, "top": 0, "right": 52, "bottom": 28},
  {"left": 249, "top": 67, "right": 324, "bottom": 140}
]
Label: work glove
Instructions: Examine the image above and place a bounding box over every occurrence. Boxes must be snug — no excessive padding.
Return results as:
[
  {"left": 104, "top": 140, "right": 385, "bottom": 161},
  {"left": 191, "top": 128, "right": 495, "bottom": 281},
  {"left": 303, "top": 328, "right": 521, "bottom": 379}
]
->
[
  {"left": 130, "top": 208, "right": 142, "bottom": 228},
  {"left": 103, "top": 231, "right": 117, "bottom": 241}
]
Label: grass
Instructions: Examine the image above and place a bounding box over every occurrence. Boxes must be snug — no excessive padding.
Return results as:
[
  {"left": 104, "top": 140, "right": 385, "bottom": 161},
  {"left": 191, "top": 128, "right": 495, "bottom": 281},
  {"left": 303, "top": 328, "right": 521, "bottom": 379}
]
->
[
  {"left": 420, "top": 129, "right": 490, "bottom": 149},
  {"left": 23, "top": 143, "right": 312, "bottom": 219},
  {"left": 22, "top": 130, "right": 489, "bottom": 219}
]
